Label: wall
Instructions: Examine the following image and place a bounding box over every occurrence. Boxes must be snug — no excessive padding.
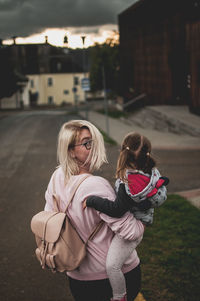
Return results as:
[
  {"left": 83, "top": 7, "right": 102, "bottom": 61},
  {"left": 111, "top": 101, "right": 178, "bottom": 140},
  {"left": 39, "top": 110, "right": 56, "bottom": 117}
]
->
[{"left": 0, "top": 91, "right": 22, "bottom": 109}]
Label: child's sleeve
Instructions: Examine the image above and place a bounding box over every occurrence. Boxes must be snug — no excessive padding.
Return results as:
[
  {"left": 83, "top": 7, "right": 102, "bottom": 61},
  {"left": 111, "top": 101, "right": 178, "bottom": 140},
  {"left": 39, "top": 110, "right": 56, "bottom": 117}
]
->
[
  {"left": 148, "top": 185, "right": 167, "bottom": 207},
  {"left": 133, "top": 208, "right": 154, "bottom": 225},
  {"left": 146, "top": 176, "right": 169, "bottom": 208},
  {"left": 86, "top": 183, "right": 134, "bottom": 217}
]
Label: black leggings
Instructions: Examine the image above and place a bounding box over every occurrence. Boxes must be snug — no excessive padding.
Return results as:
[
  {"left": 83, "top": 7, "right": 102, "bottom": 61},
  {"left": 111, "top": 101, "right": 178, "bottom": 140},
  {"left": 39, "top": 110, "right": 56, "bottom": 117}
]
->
[{"left": 68, "top": 264, "right": 141, "bottom": 301}]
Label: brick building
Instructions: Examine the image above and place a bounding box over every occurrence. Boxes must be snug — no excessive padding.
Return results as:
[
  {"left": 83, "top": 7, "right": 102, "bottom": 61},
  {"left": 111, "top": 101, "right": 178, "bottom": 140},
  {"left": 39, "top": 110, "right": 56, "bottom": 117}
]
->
[{"left": 119, "top": 0, "right": 200, "bottom": 114}]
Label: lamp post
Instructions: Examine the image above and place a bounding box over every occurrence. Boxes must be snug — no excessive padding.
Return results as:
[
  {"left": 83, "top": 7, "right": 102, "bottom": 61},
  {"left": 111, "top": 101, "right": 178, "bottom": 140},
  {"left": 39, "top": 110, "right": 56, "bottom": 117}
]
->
[
  {"left": 102, "top": 66, "right": 109, "bottom": 136},
  {"left": 63, "top": 34, "right": 78, "bottom": 111},
  {"left": 81, "top": 36, "right": 88, "bottom": 119}
]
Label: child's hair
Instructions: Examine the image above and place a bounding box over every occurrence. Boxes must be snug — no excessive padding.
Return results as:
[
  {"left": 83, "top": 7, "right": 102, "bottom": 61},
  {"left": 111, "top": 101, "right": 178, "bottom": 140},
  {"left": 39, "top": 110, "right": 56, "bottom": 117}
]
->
[{"left": 116, "top": 132, "right": 156, "bottom": 181}]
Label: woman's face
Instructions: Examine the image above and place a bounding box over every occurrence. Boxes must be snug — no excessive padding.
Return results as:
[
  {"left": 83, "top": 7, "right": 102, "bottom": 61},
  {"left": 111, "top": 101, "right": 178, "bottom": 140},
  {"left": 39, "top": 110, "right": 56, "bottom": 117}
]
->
[{"left": 72, "top": 128, "right": 92, "bottom": 168}]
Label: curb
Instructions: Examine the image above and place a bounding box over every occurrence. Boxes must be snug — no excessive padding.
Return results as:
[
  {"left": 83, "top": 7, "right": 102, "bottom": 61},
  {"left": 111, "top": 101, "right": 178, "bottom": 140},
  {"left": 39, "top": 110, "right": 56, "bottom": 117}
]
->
[{"left": 176, "top": 188, "right": 200, "bottom": 209}]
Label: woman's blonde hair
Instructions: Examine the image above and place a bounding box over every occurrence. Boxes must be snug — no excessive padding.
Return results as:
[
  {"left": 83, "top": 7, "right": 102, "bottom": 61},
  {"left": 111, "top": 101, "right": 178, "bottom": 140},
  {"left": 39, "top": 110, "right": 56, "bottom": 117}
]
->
[
  {"left": 57, "top": 120, "right": 107, "bottom": 181},
  {"left": 116, "top": 132, "right": 156, "bottom": 181}
]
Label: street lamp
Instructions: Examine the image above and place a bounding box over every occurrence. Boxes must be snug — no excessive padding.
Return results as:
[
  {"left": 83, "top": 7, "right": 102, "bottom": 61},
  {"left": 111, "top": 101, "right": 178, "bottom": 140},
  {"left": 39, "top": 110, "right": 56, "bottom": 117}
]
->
[
  {"left": 81, "top": 35, "right": 88, "bottom": 119},
  {"left": 63, "top": 34, "right": 78, "bottom": 110},
  {"left": 102, "top": 66, "right": 109, "bottom": 136},
  {"left": 81, "top": 36, "right": 86, "bottom": 76}
]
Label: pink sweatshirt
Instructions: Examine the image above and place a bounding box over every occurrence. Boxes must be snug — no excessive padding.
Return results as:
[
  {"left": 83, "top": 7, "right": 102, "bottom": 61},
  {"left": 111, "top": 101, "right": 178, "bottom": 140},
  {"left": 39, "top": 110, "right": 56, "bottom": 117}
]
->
[{"left": 44, "top": 167, "right": 144, "bottom": 281}]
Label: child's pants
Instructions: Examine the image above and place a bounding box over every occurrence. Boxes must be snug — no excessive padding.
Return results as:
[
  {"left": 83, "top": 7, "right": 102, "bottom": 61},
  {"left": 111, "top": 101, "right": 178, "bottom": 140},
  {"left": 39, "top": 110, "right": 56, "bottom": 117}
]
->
[{"left": 106, "top": 234, "right": 142, "bottom": 300}]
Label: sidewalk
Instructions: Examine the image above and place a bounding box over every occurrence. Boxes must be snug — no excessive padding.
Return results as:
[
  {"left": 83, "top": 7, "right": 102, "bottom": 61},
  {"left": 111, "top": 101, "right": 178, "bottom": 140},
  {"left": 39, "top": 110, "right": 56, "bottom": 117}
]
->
[
  {"left": 79, "top": 105, "right": 200, "bottom": 208},
  {"left": 176, "top": 188, "right": 200, "bottom": 209},
  {"left": 81, "top": 106, "right": 200, "bottom": 150}
]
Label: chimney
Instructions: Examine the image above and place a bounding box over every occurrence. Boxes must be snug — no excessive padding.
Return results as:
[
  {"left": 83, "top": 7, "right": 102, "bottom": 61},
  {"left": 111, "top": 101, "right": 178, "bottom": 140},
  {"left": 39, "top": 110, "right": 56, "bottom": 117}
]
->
[{"left": 45, "top": 36, "right": 48, "bottom": 44}]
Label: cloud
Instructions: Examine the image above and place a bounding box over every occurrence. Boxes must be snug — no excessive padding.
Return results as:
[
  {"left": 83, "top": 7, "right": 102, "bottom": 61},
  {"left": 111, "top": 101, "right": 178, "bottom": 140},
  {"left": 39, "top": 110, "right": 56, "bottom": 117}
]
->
[{"left": 0, "top": 0, "right": 139, "bottom": 39}]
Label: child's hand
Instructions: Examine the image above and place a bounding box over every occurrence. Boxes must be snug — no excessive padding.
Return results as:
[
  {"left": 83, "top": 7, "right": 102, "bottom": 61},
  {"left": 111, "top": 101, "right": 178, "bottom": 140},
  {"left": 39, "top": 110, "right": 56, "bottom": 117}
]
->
[{"left": 83, "top": 199, "right": 87, "bottom": 210}]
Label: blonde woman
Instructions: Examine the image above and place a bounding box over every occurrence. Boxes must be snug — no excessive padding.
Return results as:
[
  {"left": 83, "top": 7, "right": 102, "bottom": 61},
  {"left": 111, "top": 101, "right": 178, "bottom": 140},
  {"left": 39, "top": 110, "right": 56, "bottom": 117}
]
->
[{"left": 44, "top": 120, "right": 144, "bottom": 301}]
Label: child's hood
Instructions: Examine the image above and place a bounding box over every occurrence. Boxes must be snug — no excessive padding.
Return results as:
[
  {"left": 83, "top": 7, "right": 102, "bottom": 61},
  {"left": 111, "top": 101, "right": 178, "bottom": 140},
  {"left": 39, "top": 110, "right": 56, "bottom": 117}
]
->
[{"left": 125, "top": 168, "right": 161, "bottom": 202}]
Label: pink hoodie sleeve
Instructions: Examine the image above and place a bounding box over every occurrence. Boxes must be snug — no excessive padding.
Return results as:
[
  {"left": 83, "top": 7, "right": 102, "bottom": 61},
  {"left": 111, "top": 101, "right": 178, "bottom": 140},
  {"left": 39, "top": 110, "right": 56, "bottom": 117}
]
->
[
  {"left": 81, "top": 176, "right": 145, "bottom": 241},
  {"left": 99, "top": 211, "right": 144, "bottom": 241}
]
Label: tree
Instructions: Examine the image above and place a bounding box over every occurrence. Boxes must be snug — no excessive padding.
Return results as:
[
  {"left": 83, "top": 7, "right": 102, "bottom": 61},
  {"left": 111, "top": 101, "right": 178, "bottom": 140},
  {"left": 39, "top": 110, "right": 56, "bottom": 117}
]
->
[
  {"left": 89, "top": 37, "right": 120, "bottom": 97},
  {"left": 0, "top": 46, "right": 19, "bottom": 99},
  {"left": 0, "top": 45, "right": 28, "bottom": 102}
]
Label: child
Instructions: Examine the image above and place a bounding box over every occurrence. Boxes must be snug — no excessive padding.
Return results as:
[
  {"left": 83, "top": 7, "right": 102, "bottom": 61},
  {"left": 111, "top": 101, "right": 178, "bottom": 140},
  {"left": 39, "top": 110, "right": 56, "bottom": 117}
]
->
[{"left": 83, "top": 132, "right": 169, "bottom": 301}]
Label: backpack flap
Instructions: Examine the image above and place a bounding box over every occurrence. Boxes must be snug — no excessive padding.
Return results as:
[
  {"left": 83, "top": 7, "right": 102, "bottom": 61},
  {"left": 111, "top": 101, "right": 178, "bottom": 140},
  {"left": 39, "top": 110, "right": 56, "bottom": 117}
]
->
[{"left": 31, "top": 211, "right": 66, "bottom": 243}]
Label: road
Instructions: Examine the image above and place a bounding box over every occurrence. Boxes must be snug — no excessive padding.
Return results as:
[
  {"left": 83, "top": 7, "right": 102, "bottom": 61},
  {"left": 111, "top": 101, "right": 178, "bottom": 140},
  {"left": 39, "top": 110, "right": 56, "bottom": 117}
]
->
[
  {"left": 0, "top": 111, "right": 76, "bottom": 301},
  {"left": 0, "top": 110, "right": 199, "bottom": 301}
]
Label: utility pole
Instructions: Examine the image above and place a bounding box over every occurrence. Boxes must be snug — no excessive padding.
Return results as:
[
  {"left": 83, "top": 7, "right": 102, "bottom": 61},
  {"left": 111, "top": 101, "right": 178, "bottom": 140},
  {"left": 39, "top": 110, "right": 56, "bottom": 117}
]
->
[
  {"left": 102, "top": 66, "right": 109, "bottom": 136},
  {"left": 81, "top": 36, "right": 88, "bottom": 119}
]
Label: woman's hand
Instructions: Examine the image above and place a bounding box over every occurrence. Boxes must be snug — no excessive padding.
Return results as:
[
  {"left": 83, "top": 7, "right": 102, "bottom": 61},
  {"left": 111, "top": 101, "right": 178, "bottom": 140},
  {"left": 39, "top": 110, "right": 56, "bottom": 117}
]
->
[{"left": 82, "top": 199, "right": 87, "bottom": 210}]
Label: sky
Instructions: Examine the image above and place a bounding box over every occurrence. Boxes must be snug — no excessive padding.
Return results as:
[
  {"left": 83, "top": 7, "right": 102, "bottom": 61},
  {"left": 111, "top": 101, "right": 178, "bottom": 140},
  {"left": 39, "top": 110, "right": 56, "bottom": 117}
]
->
[{"left": 0, "top": 0, "right": 139, "bottom": 48}]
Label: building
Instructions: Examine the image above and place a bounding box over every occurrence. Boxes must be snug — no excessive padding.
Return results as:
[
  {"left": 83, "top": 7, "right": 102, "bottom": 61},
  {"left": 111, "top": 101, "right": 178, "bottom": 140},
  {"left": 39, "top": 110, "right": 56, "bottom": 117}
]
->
[
  {"left": 1, "top": 37, "right": 90, "bottom": 108},
  {"left": 25, "top": 72, "right": 87, "bottom": 107},
  {"left": 118, "top": 0, "right": 200, "bottom": 114}
]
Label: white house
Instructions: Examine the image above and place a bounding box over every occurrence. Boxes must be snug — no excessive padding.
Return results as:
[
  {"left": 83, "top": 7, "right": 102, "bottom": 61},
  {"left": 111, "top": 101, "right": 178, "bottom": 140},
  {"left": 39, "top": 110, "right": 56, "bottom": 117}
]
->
[{"left": 23, "top": 73, "right": 88, "bottom": 107}]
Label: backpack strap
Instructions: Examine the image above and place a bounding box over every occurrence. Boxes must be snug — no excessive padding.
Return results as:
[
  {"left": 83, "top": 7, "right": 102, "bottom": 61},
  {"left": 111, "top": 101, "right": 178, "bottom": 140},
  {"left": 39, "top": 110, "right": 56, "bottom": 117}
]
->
[
  {"left": 86, "top": 220, "right": 104, "bottom": 242},
  {"left": 52, "top": 172, "right": 60, "bottom": 212},
  {"left": 52, "top": 173, "right": 91, "bottom": 213},
  {"left": 63, "top": 174, "right": 91, "bottom": 213},
  {"left": 52, "top": 172, "right": 104, "bottom": 242}
]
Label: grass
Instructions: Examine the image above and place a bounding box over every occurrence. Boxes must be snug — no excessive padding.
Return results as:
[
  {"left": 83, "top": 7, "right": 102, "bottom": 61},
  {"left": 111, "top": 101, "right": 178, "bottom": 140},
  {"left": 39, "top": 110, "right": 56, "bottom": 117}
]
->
[
  {"left": 99, "top": 128, "right": 117, "bottom": 145},
  {"left": 137, "top": 195, "right": 200, "bottom": 301},
  {"left": 97, "top": 108, "right": 128, "bottom": 119}
]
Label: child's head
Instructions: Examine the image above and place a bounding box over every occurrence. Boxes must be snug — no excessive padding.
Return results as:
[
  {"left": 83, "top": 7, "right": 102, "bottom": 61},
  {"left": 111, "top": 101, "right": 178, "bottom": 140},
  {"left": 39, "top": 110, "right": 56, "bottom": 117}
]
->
[{"left": 116, "top": 132, "right": 156, "bottom": 181}]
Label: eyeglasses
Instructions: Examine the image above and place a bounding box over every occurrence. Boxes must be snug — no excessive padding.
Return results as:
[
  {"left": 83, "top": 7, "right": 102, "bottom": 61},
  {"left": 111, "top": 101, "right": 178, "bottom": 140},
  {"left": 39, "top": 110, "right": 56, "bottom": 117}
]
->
[{"left": 74, "top": 140, "right": 93, "bottom": 150}]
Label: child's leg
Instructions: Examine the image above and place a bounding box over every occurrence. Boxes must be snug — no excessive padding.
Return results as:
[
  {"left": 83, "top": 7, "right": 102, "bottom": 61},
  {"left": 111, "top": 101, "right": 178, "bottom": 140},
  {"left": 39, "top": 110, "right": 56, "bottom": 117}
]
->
[{"left": 106, "top": 234, "right": 142, "bottom": 300}]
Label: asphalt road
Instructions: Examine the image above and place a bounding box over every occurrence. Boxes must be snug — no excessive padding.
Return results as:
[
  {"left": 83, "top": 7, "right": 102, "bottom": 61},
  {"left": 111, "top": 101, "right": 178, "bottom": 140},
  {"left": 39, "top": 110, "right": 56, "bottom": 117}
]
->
[{"left": 0, "top": 110, "right": 200, "bottom": 301}]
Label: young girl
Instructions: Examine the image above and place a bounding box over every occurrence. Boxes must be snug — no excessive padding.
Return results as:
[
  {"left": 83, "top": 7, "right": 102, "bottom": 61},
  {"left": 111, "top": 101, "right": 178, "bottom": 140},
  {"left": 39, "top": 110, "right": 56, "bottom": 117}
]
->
[{"left": 84, "top": 132, "right": 169, "bottom": 301}]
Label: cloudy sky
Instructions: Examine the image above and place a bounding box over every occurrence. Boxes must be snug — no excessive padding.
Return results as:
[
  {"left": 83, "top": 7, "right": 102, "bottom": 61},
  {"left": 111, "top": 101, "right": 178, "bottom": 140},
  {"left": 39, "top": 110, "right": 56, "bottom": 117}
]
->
[{"left": 0, "top": 0, "right": 138, "bottom": 47}]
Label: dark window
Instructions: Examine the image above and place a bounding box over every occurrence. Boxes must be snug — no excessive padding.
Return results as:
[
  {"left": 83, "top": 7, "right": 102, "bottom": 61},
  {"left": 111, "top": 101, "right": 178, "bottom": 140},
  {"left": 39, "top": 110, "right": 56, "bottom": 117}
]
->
[
  {"left": 48, "top": 96, "right": 54, "bottom": 104},
  {"left": 74, "top": 77, "right": 79, "bottom": 85},
  {"left": 48, "top": 77, "right": 53, "bottom": 86},
  {"left": 30, "top": 79, "right": 34, "bottom": 88}
]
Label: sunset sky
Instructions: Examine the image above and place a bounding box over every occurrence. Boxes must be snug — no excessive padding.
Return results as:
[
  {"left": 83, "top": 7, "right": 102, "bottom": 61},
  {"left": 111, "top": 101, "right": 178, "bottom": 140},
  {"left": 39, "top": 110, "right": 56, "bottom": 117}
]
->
[{"left": 1, "top": 0, "right": 138, "bottom": 48}]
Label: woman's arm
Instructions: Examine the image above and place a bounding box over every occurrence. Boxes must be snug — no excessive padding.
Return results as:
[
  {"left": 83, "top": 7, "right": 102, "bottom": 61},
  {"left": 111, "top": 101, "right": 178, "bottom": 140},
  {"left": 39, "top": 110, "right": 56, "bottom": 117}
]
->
[
  {"left": 100, "top": 210, "right": 145, "bottom": 241},
  {"left": 86, "top": 183, "right": 135, "bottom": 217}
]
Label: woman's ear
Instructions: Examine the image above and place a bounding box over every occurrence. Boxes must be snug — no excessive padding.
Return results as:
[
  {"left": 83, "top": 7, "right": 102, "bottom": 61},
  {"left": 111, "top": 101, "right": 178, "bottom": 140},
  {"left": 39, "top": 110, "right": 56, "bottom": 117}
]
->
[{"left": 69, "top": 148, "right": 75, "bottom": 158}]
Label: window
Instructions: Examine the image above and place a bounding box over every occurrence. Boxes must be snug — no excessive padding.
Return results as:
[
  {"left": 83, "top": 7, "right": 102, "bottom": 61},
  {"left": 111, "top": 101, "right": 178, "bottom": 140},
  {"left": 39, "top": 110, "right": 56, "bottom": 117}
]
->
[
  {"left": 64, "top": 90, "right": 69, "bottom": 95},
  {"left": 30, "top": 79, "right": 34, "bottom": 88},
  {"left": 47, "top": 77, "right": 53, "bottom": 86},
  {"left": 57, "top": 62, "right": 62, "bottom": 71},
  {"left": 48, "top": 96, "right": 54, "bottom": 104},
  {"left": 74, "top": 76, "right": 79, "bottom": 85}
]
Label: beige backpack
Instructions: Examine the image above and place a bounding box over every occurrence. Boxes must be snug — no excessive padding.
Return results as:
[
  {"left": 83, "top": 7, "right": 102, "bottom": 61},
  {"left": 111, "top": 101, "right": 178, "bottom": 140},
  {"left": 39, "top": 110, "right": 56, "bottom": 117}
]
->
[{"left": 31, "top": 174, "right": 103, "bottom": 273}]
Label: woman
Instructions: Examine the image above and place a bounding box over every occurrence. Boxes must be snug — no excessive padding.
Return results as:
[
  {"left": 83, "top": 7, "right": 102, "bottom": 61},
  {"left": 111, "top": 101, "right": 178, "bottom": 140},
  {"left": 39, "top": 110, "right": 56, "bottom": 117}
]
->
[{"left": 44, "top": 120, "right": 144, "bottom": 301}]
